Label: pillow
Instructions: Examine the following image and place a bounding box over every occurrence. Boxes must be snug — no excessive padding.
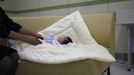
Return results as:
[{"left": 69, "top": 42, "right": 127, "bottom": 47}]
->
[{"left": 38, "top": 11, "right": 96, "bottom": 45}]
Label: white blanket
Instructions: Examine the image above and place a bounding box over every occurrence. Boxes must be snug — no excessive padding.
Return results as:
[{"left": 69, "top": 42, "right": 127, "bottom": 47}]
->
[
  {"left": 12, "top": 42, "right": 115, "bottom": 64},
  {"left": 12, "top": 11, "right": 115, "bottom": 64}
]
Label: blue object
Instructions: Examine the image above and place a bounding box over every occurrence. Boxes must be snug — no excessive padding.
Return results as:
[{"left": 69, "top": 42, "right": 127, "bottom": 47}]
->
[
  {"left": 45, "top": 34, "right": 54, "bottom": 44},
  {"left": 7, "top": 39, "right": 15, "bottom": 47}
]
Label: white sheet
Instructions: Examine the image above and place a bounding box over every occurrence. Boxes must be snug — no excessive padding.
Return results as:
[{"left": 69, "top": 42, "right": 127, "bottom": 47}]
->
[
  {"left": 12, "top": 42, "right": 115, "bottom": 64},
  {"left": 12, "top": 11, "right": 115, "bottom": 64}
]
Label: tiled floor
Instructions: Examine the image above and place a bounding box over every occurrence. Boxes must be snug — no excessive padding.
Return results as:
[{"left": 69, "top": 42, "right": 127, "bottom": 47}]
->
[{"left": 103, "top": 62, "right": 134, "bottom": 75}]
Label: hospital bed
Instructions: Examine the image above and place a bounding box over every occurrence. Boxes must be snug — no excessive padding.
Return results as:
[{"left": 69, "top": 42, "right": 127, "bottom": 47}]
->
[{"left": 0, "top": 12, "right": 115, "bottom": 75}]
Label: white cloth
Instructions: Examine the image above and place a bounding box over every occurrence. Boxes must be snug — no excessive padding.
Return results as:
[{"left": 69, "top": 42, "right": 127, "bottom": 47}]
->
[
  {"left": 43, "top": 34, "right": 55, "bottom": 44},
  {"left": 12, "top": 11, "right": 115, "bottom": 64},
  {"left": 12, "top": 42, "right": 115, "bottom": 64},
  {"left": 41, "top": 34, "right": 63, "bottom": 47}
]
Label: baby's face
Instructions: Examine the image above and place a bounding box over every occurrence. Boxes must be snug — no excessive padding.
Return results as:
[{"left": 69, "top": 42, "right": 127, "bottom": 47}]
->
[{"left": 57, "top": 36, "right": 66, "bottom": 44}]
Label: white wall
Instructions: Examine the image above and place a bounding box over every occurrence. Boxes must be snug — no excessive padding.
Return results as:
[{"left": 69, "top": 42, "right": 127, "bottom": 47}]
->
[
  {"left": 116, "top": 24, "right": 128, "bottom": 53},
  {"left": 13, "top": 0, "right": 134, "bottom": 17},
  {"left": 1, "top": 0, "right": 134, "bottom": 54},
  {"left": 0, "top": 0, "right": 16, "bottom": 10},
  {"left": 0, "top": 0, "right": 16, "bottom": 16}
]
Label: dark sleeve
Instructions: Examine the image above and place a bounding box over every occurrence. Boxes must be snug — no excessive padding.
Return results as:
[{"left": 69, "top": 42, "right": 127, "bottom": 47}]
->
[
  {"left": 0, "top": 7, "right": 22, "bottom": 38},
  {"left": 10, "top": 22, "right": 22, "bottom": 32},
  {"left": 0, "top": 7, "right": 11, "bottom": 38},
  {"left": 1, "top": 7, "right": 22, "bottom": 32},
  {"left": 0, "top": 23, "right": 11, "bottom": 38}
]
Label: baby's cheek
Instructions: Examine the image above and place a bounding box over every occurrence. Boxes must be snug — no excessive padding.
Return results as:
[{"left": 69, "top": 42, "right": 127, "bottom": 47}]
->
[{"left": 60, "top": 40, "right": 64, "bottom": 44}]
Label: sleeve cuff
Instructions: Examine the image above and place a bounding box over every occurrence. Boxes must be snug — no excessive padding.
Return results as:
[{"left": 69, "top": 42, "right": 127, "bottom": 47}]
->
[{"left": 11, "top": 23, "right": 22, "bottom": 32}]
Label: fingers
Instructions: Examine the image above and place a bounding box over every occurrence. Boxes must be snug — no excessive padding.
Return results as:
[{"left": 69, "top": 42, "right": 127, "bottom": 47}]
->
[
  {"left": 31, "top": 38, "right": 42, "bottom": 45},
  {"left": 35, "top": 34, "right": 44, "bottom": 40},
  {"left": 24, "top": 35, "right": 42, "bottom": 45},
  {"left": 36, "top": 39, "right": 42, "bottom": 44}
]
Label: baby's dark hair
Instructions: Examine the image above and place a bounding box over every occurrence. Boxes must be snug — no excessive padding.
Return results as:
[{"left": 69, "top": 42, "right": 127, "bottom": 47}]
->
[{"left": 62, "top": 36, "right": 73, "bottom": 45}]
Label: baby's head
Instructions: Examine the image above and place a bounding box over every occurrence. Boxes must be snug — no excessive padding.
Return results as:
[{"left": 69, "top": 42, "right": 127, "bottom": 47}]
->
[{"left": 57, "top": 36, "right": 73, "bottom": 45}]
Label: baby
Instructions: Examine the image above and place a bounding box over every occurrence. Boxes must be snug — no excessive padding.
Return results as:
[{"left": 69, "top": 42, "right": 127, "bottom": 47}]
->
[{"left": 44, "top": 34, "right": 73, "bottom": 45}]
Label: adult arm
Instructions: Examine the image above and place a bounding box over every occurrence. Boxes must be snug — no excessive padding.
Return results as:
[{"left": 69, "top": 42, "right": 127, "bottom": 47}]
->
[
  {"left": 18, "top": 28, "right": 43, "bottom": 40},
  {"left": 8, "top": 31, "right": 42, "bottom": 45}
]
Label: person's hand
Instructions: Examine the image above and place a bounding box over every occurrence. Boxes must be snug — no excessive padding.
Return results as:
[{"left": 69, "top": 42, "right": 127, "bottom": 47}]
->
[
  {"left": 18, "top": 28, "right": 43, "bottom": 40},
  {"left": 34, "top": 33, "right": 43, "bottom": 40},
  {"left": 25, "top": 36, "right": 42, "bottom": 45},
  {"left": 8, "top": 31, "right": 42, "bottom": 45}
]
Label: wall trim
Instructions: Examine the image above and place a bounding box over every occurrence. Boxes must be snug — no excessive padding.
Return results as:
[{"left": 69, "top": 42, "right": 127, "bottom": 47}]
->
[{"left": 5, "top": 0, "right": 127, "bottom": 14}]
